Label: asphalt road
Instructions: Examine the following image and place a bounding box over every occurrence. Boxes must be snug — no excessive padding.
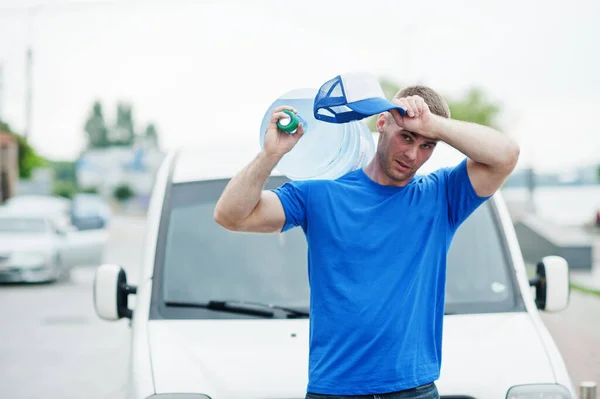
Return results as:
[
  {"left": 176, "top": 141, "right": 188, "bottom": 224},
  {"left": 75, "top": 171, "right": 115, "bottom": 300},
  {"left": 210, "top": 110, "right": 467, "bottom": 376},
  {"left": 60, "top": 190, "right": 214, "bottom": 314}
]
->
[
  {"left": 0, "top": 215, "right": 145, "bottom": 399},
  {"left": 0, "top": 215, "right": 598, "bottom": 398},
  {"left": 540, "top": 291, "right": 600, "bottom": 389}
]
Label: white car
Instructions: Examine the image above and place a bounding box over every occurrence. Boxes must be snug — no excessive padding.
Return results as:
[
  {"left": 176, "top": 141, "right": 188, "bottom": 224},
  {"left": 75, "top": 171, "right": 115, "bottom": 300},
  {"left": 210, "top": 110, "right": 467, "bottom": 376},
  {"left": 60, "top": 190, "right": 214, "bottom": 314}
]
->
[
  {"left": 93, "top": 143, "right": 575, "bottom": 399},
  {"left": 3, "top": 195, "right": 72, "bottom": 227},
  {"left": 0, "top": 207, "right": 108, "bottom": 282}
]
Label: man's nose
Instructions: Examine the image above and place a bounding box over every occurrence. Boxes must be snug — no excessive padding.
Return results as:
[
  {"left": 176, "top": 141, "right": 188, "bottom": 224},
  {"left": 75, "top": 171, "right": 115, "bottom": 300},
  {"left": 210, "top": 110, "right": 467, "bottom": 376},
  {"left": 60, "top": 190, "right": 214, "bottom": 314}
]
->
[{"left": 405, "top": 145, "right": 418, "bottom": 161}]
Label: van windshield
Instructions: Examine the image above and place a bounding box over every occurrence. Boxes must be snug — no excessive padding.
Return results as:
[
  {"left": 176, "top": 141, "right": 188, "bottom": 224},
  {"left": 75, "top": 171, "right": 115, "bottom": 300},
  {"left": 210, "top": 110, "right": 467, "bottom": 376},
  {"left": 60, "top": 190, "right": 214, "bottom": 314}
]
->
[{"left": 151, "top": 176, "right": 522, "bottom": 319}]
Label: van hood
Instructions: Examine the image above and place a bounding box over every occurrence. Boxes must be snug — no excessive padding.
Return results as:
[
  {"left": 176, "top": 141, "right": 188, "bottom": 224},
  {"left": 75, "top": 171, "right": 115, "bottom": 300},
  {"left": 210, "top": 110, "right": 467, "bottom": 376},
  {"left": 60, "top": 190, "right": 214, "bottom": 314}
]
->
[
  {"left": 148, "top": 319, "right": 309, "bottom": 398},
  {"left": 147, "top": 313, "right": 557, "bottom": 399},
  {"left": 438, "top": 312, "right": 558, "bottom": 397}
]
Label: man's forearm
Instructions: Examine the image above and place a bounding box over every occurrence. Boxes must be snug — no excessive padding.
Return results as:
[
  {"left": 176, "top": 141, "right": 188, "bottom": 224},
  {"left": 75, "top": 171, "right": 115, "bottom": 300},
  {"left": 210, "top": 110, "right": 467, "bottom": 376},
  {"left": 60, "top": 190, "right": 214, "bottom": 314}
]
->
[
  {"left": 430, "top": 117, "right": 519, "bottom": 171},
  {"left": 214, "top": 150, "right": 281, "bottom": 225}
]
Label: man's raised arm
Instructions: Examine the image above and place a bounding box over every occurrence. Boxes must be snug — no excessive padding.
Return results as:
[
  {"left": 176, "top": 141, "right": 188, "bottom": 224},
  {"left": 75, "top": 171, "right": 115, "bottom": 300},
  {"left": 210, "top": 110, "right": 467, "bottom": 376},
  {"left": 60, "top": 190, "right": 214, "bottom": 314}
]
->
[
  {"left": 214, "top": 151, "right": 285, "bottom": 233},
  {"left": 391, "top": 96, "right": 520, "bottom": 198},
  {"left": 213, "top": 106, "right": 305, "bottom": 233},
  {"left": 430, "top": 117, "right": 520, "bottom": 197}
]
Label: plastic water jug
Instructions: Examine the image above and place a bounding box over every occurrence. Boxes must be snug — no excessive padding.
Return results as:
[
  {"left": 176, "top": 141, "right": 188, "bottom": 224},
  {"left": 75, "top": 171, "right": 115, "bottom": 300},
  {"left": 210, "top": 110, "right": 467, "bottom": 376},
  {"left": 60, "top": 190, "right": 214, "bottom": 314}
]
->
[{"left": 259, "top": 88, "right": 375, "bottom": 181}]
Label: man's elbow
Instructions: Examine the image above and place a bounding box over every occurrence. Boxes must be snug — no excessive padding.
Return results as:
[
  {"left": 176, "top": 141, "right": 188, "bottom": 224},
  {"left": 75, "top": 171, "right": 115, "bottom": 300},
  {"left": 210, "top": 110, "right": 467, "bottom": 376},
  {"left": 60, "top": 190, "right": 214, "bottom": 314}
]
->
[
  {"left": 213, "top": 207, "right": 242, "bottom": 231},
  {"left": 502, "top": 139, "right": 520, "bottom": 173}
]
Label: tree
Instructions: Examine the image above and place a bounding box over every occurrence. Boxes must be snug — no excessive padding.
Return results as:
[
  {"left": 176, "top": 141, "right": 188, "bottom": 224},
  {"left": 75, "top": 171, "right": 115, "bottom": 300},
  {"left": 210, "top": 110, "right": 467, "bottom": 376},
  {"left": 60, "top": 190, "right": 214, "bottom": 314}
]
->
[
  {"left": 83, "top": 100, "right": 159, "bottom": 150},
  {"left": 111, "top": 102, "right": 136, "bottom": 146},
  {"left": 113, "top": 183, "right": 134, "bottom": 202},
  {"left": 52, "top": 180, "right": 77, "bottom": 199},
  {"left": 597, "top": 165, "right": 600, "bottom": 184},
  {"left": 84, "top": 101, "right": 110, "bottom": 148},
  {"left": 50, "top": 160, "right": 77, "bottom": 184},
  {"left": 143, "top": 123, "right": 159, "bottom": 149},
  {"left": 447, "top": 88, "right": 501, "bottom": 129},
  {"left": 0, "top": 121, "right": 47, "bottom": 179}
]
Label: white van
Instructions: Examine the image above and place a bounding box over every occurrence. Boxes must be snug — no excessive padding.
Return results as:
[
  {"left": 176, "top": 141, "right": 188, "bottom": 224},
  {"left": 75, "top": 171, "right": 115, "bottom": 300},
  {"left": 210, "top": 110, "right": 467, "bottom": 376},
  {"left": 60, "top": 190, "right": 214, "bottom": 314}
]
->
[{"left": 93, "top": 142, "right": 575, "bottom": 399}]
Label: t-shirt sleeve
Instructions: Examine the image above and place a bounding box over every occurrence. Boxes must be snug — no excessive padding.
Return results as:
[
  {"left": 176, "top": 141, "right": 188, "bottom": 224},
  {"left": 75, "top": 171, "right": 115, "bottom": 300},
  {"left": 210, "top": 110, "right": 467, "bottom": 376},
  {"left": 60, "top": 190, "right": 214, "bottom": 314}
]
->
[
  {"left": 270, "top": 180, "right": 311, "bottom": 233},
  {"left": 444, "top": 158, "right": 492, "bottom": 230}
]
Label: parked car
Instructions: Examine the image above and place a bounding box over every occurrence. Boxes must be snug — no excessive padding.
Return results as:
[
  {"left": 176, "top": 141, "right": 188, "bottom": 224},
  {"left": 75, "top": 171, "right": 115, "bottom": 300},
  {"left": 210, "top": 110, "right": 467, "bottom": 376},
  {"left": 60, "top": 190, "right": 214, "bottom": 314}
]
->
[
  {"left": 93, "top": 144, "right": 575, "bottom": 399},
  {"left": 71, "top": 193, "right": 112, "bottom": 231},
  {"left": 0, "top": 209, "right": 66, "bottom": 282},
  {"left": 0, "top": 204, "right": 109, "bottom": 283},
  {"left": 0, "top": 208, "right": 75, "bottom": 282},
  {"left": 3, "top": 194, "right": 72, "bottom": 230}
]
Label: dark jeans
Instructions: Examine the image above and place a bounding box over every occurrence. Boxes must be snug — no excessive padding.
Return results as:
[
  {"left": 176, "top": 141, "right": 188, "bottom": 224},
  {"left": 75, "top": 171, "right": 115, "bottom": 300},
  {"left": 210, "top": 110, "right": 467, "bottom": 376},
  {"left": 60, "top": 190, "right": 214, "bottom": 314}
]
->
[{"left": 306, "top": 382, "right": 440, "bottom": 399}]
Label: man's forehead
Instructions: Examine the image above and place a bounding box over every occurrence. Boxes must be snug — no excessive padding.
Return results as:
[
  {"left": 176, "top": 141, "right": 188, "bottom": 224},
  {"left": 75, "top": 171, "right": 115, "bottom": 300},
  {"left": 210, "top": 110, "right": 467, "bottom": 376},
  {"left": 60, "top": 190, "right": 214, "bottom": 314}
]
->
[{"left": 403, "top": 129, "right": 439, "bottom": 144}]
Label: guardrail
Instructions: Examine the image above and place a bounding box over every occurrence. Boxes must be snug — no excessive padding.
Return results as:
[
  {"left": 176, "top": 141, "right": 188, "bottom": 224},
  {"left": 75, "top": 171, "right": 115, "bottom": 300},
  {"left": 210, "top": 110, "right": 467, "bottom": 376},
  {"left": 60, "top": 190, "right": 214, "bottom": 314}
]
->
[{"left": 513, "top": 214, "right": 594, "bottom": 270}]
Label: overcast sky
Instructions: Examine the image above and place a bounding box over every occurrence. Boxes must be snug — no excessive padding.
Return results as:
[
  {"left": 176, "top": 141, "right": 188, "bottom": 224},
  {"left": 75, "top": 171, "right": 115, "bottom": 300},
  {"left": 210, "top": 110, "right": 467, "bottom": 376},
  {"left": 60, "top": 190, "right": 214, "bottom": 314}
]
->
[{"left": 0, "top": 0, "right": 598, "bottom": 173}]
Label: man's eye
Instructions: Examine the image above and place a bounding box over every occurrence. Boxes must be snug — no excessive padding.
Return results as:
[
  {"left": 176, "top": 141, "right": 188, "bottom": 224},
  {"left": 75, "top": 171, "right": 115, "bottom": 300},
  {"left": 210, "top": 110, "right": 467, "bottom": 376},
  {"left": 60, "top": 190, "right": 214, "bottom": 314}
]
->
[
  {"left": 422, "top": 144, "right": 430, "bottom": 149},
  {"left": 403, "top": 135, "right": 411, "bottom": 142}
]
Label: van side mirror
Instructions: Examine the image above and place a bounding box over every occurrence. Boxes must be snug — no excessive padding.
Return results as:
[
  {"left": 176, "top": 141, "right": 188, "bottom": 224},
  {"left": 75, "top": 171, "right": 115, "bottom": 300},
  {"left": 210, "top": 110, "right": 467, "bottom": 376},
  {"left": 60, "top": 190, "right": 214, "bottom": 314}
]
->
[
  {"left": 93, "top": 264, "right": 137, "bottom": 320},
  {"left": 529, "top": 256, "right": 570, "bottom": 312}
]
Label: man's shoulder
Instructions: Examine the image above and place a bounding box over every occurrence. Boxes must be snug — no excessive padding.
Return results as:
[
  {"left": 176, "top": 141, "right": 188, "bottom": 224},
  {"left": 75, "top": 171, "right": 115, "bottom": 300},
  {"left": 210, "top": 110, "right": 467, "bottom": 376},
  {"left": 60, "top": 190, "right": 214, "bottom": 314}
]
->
[
  {"left": 296, "top": 169, "right": 363, "bottom": 188},
  {"left": 334, "top": 168, "right": 364, "bottom": 184},
  {"left": 416, "top": 158, "right": 468, "bottom": 183},
  {"left": 414, "top": 167, "right": 449, "bottom": 186}
]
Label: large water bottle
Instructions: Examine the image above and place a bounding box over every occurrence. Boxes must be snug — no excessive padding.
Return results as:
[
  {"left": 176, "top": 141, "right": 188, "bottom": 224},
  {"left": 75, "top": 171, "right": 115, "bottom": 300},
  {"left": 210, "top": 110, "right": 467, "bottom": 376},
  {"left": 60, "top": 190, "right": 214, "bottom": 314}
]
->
[{"left": 259, "top": 88, "right": 375, "bottom": 181}]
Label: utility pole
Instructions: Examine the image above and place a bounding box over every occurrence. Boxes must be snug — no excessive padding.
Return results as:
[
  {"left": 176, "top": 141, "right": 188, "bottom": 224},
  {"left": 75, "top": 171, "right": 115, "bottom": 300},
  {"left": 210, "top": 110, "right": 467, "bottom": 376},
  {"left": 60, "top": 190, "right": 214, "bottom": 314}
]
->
[
  {"left": 0, "top": 63, "right": 4, "bottom": 123},
  {"left": 24, "top": 47, "right": 32, "bottom": 140},
  {"left": 23, "top": 5, "right": 42, "bottom": 141}
]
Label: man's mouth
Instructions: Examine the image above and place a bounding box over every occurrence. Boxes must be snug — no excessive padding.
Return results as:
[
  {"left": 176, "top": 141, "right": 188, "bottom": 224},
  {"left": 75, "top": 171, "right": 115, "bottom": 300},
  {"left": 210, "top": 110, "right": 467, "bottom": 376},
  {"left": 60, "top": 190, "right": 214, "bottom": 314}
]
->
[{"left": 395, "top": 160, "right": 411, "bottom": 171}]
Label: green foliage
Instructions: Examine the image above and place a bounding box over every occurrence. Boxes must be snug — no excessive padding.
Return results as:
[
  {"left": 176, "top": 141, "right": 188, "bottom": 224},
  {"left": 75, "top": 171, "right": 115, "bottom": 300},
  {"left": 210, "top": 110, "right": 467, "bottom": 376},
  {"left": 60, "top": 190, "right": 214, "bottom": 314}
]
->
[
  {"left": 113, "top": 183, "right": 134, "bottom": 202},
  {"left": 571, "top": 282, "right": 600, "bottom": 297},
  {"left": 49, "top": 160, "right": 77, "bottom": 184},
  {"left": 447, "top": 88, "right": 501, "bottom": 129},
  {"left": 0, "top": 121, "right": 47, "bottom": 179},
  {"left": 53, "top": 180, "right": 78, "bottom": 199},
  {"left": 16, "top": 136, "right": 48, "bottom": 179},
  {"left": 84, "top": 101, "right": 110, "bottom": 148},
  {"left": 144, "top": 123, "right": 159, "bottom": 149},
  {"left": 48, "top": 160, "right": 98, "bottom": 198},
  {"left": 80, "top": 186, "right": 99, "bottom": 194},
  {"left": 113, "top": 102, "right": 135, "bottom": 146},
  {"left": 83, "top": 100, "right": 159, "bottom": 150}
]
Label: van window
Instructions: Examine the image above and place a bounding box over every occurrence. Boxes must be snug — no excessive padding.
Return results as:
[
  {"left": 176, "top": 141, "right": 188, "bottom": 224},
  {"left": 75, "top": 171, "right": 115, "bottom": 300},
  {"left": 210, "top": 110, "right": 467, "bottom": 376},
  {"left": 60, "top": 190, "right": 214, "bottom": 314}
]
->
[{"left": 151, "top": 177, "right": 522, "bottom": 319}]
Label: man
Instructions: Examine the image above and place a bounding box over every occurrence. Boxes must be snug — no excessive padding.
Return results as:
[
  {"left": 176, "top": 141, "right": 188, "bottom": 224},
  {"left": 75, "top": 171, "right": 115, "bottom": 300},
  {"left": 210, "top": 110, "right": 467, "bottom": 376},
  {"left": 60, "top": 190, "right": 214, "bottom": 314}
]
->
[{"left": 214, "top": 85, "right": 520, "bottom": 398}]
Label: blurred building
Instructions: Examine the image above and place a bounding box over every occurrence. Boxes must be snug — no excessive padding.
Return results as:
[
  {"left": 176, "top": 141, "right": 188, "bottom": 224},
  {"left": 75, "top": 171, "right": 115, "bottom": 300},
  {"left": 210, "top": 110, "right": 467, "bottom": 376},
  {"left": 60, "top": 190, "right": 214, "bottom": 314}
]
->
[
  {"left": 0, "top": 131, "right": 18, "bottom": 204},
  {"left": 75, "top": 143, "right": 165, "bottom": 209}
]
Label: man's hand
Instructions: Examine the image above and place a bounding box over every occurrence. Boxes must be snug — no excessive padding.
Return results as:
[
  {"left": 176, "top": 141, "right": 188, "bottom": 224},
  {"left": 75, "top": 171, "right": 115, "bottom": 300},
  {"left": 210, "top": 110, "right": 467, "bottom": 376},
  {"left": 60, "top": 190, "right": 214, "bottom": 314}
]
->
[
  {"left": 263, "top": 106, "right": 305, "bottom": 158},
  {"left": 389, "top": 95, "right": 439, "bottom": 139}
]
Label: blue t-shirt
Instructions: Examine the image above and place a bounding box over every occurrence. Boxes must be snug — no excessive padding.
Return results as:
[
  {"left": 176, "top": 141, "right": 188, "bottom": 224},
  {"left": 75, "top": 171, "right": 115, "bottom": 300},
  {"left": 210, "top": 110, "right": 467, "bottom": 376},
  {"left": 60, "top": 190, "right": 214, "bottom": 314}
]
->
[{"left": 271, "top": 158, "right": 490, "bottom": 395}]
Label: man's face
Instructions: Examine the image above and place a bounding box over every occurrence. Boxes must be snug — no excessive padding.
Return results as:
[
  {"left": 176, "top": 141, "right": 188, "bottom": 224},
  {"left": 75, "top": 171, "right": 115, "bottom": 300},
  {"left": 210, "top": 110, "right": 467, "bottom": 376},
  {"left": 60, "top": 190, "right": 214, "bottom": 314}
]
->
[{"left": 375, "top": 113, "right": 437, "bottom": 185}]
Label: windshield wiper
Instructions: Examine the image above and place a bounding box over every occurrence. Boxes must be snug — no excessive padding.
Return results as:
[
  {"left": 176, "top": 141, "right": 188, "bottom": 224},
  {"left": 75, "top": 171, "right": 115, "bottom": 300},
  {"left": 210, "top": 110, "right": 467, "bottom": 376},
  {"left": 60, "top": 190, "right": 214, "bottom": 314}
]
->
[{"left": 164, "top": 300, "right": 309, "bottom": 319}]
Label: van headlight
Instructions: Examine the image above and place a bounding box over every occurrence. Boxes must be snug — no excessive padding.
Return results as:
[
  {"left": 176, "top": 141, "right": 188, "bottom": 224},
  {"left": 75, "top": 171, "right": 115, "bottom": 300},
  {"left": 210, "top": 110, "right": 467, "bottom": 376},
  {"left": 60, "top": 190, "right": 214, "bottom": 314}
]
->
[
  {"left": 145, "top": 395, "right": 211, "bottom": 399},
  {"left": 506, "top": 384, "right": 571, "bottom": 398}
]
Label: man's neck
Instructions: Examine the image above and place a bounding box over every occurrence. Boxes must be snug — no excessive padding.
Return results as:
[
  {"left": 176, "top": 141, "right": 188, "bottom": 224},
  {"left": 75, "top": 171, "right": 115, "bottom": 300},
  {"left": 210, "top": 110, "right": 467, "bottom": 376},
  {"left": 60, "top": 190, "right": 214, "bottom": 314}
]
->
[{"left": 362, "top": 159, "right": 413, "bottom": 187}]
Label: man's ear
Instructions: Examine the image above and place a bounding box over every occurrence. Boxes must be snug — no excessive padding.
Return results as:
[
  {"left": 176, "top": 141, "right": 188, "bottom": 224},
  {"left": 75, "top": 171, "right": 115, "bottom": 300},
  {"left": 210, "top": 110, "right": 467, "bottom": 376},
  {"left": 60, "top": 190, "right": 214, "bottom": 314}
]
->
[{"left": 375, "top": 113, "right": 387, "bottom": 133}]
